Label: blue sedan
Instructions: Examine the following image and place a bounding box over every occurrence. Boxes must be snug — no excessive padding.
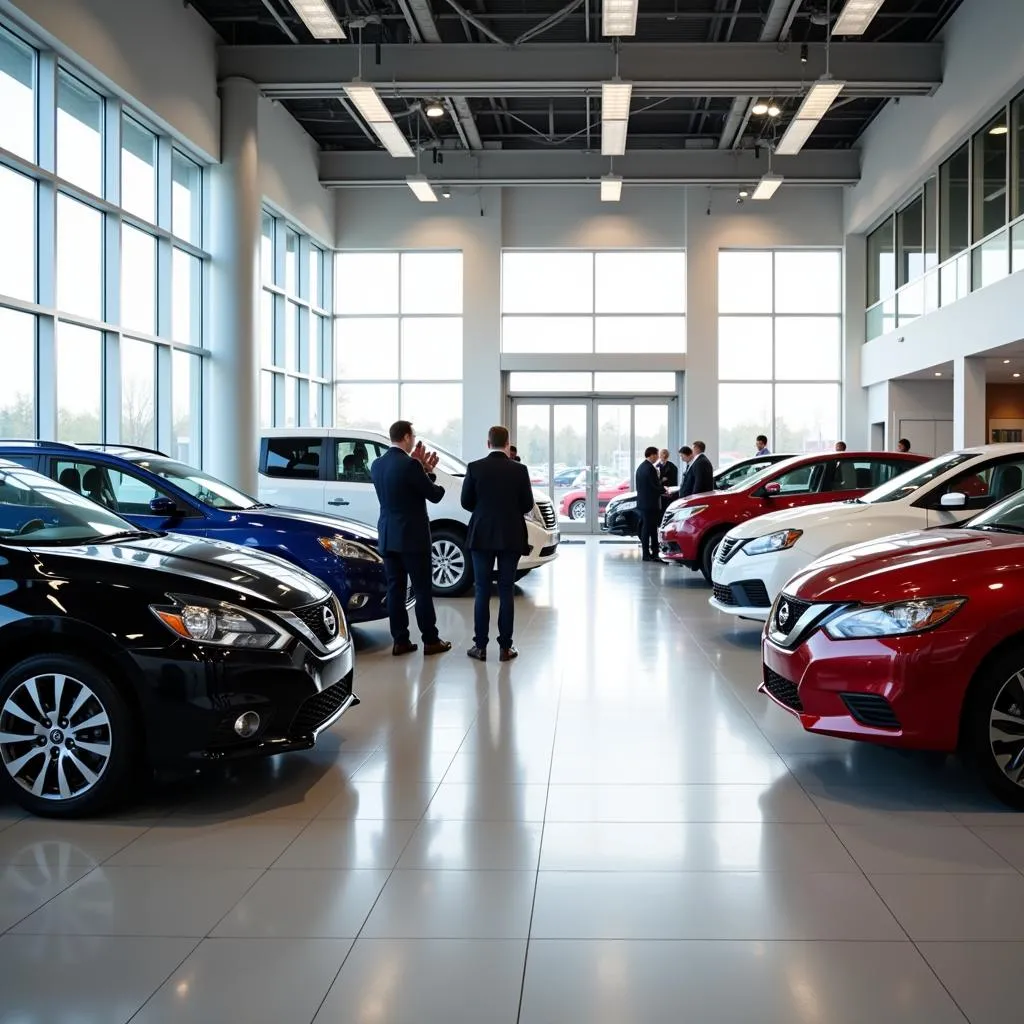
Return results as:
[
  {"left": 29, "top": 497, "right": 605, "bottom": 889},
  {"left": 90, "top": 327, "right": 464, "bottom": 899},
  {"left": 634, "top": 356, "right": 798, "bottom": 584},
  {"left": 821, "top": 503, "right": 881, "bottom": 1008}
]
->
[{"left": 0, "top": 442, "right": 401, "bottom": 625}]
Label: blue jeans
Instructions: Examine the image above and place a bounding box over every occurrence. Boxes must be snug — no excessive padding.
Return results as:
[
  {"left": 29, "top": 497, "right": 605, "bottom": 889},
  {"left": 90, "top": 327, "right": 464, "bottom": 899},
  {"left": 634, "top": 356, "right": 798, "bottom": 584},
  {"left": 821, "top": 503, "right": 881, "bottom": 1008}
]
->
[{"left": 471, "top": 550, "right": 520, "bottom": 650}]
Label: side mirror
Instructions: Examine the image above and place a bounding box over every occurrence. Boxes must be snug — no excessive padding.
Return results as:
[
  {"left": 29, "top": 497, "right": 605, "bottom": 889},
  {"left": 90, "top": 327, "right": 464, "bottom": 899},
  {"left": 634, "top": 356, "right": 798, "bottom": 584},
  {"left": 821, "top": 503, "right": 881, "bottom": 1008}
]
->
[
  {"left": 149, "top": 496, "right": 179, "bottom": 517},
  {"left": 763, "top": 482, "right": 782, "bottom": 497},
  {"left": 940, "top": 491, "right": 967, "bottom": 509}
]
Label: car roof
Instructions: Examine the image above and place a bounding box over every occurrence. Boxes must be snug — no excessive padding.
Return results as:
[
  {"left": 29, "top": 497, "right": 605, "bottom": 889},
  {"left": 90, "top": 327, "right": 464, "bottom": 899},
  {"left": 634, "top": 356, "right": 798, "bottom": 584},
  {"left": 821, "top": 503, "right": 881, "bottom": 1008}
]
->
[{"left": 262, "top": 428, "right": 387, "bottom": 441}]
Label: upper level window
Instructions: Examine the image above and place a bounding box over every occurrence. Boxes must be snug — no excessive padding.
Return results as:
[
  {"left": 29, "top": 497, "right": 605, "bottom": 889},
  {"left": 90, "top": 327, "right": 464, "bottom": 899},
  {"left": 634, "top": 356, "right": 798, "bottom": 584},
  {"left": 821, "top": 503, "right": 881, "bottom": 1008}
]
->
[
  {"left": 121, "top": 115, "right": 157, "bottom": 223},
  {"left": 974, "top": 112, "right": 1009, "bottom": 241},
  {"left": 939, "top": 143, "right": 970, "bottom": 261},
  {"left": 867, "top": 217, "right": 894, "bottom": 306},
  {"left": 0, "top": 27, "right": 34, "bottom": 161},
  {"left": 57, "top": 69, "right": 103, "bottom": 195}
]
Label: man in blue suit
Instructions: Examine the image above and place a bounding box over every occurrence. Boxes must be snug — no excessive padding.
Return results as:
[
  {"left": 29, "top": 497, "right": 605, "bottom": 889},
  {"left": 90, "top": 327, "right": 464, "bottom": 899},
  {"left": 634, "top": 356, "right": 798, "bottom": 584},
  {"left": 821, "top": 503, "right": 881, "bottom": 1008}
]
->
[
  {"left": 635, "top": 446, "right": 665, "bottom": 562},
  {"left": 461, "top": 425, "right": 535, "bottom": 662},
  {"left": 370, "top": 420, "right": 452, "bottom": 657}
]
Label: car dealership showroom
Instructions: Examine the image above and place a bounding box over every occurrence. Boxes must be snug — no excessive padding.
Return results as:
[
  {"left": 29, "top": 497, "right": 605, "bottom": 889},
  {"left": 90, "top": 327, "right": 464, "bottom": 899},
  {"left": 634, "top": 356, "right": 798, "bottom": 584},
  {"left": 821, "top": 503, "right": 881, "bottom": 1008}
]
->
[{"left": 6, "top": 0, "right": 1024, "bottom": 1020}]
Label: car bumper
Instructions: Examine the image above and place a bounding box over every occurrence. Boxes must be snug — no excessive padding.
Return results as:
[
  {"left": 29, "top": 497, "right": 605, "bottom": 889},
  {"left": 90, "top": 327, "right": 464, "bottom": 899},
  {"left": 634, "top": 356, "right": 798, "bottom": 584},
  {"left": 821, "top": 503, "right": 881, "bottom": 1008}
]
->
[
  {"left": 603, "top": 508, "right": 639, "bottom": 535},
  {"left": 658, "top": 523, "right": 700, "bottom": 566},
  {"left": 711, "top": 546, "right": 807, "bottom": 618},
  {"left": 522, "top": 521, "right": 560, "bottom": 568},
  {"left": 760, "top": 628, "right": 966, "bottom": 751},
  {"left": 136, "top": 636, "right": 358, "bottom": 765}
]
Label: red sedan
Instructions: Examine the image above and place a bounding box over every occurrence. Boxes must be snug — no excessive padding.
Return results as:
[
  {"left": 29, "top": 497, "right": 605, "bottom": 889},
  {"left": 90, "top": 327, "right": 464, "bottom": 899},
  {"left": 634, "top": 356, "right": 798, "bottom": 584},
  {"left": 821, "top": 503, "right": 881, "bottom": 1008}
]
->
[
  {"left": 559, "top": 479, "right": 631, "bottom": 521},
  {"left": 659, "top": 450, "right": 924, "bottom": 581},
  {"left": 762, "top": 490, "right": 1024, "bottom": 807}
]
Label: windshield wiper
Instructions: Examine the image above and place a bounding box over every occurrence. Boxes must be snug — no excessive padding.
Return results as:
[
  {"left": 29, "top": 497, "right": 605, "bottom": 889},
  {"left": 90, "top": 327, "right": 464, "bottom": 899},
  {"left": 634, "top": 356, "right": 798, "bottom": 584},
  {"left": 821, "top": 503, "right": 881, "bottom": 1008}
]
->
[
  {"left": 972, "top": 523, "right": 1024, "bottom": 535},
  {"left": 844, "top": 498, "right": 865, "bottom": 504},
  {"left": 97, "top": 529, "right": 160, "bottom": 543}
]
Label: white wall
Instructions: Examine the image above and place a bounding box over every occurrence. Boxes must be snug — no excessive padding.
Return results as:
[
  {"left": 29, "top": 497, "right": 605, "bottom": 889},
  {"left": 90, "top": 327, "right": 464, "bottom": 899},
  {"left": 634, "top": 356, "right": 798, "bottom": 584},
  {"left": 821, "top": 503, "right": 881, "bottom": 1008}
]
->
[
  {"left": 257, "top": 95, "right": 335, "bottom": 246},
  {"left": 2, "top": 0, "right": 220, "bottom": 159},
  {"left": 847, "top": 0, "right": 1024, "bottom": 235}
]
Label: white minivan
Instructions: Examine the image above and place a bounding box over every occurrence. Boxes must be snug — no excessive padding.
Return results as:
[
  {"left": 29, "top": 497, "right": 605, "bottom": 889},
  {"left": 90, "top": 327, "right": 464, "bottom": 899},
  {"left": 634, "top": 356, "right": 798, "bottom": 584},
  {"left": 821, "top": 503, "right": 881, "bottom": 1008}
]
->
[{"left": 258, "top": 428, "right": 560, "bottom": 596}]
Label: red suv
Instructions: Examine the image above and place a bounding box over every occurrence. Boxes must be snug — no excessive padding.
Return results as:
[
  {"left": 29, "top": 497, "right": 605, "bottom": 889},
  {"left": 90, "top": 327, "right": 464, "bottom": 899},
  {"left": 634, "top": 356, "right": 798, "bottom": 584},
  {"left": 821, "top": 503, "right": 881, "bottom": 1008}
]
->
[
  {"left": 658, "top": 451, "right": 925, "bottom": 581},
  {"left": 761, "top": 488, "right": 1024, "bottom": 808}
]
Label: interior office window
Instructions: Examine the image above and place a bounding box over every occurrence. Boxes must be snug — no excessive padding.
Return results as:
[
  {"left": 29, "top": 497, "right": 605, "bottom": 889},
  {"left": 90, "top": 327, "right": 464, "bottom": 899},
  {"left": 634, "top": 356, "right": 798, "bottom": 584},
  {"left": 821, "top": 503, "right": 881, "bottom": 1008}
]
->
[
  {"left": 939, "top": 143, "right": 970, "bottom": 260},
  {"left": 120, "top": 338, "right": 156, "bottom": 448},
  {"left": 335, "top": 252, "right": 399, "bottom": 314},
  {"left": 172, "top": 151, "right": 202, "bottom": 245},
  {"left": 0, "top": 308, "right": 35, "bottom": 436},
  {"left": 172, "top": 350, "right": 201, "bottom": 464},
  {"left": 923, "top": 177, "right": 938, "bottom": 270},
  {"left": 718, "top": 251, "right": 773, "bottom": 314},
  {"left": 121, "top": 115, "right": 157, "bottom": 223},
  {"left": 56, "top": 194, "right": 103, "bottom": 320},
  {"left": 897, "top": 195, "right": 924, "bottom": 286},
  {"left": 0, "top": 165, "right": 35, "bottom": 302},
  {"left": 0, "top": 27, "right": 34, "bottom": 161},
  {"left": 172, "top": 248, "right": 201, "bottom": 344},
  {"left": 975, "top": 112, "right": 1010, "bottom": 241},
  {"left": 57, "top": 69, "right": 103, "bottom": 196},
  {"left": 56, "top": 323, "right": 103, "bottom": 443},
  {"left": 502, "top": 252, "right": 593, "bottom": 314},
  {"left": 121, "top": 225, "right": 157, "bottom": 334},
  {"left": 866, "top": 217, "right": 895, "bottom": 305}
]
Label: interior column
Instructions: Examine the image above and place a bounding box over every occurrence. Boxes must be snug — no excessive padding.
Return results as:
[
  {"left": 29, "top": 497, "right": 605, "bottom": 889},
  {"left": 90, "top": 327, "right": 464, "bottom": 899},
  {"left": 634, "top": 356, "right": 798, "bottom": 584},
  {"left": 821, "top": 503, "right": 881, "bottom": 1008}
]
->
[{"left": 953, "top": 354, "right": 986, "bottom": 448}]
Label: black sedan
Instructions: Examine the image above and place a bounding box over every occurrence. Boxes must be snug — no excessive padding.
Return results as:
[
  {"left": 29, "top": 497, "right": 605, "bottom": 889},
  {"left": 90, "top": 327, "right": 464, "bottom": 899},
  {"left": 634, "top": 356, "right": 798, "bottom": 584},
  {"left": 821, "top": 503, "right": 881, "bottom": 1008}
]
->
[
  {"left": 0, "top": 460, "right": 356, "bottom": 817},
  {"left": 602, "top": 454, "right": 793, "bottom": 537}
]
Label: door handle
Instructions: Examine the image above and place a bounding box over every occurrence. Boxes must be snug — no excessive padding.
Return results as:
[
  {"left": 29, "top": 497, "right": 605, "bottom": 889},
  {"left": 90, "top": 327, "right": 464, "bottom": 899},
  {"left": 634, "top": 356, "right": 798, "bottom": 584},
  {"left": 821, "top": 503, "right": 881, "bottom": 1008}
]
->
[{"left": 329, "top": 499, "right": 350, "bottom": 506}]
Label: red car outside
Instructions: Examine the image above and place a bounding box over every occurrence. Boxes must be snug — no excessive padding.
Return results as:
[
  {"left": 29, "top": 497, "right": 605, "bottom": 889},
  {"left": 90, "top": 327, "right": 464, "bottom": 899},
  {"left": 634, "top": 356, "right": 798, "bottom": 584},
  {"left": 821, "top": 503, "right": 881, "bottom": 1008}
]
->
[
  {"left": 559, "top": 479, "right": 631, "bottom": 522},
  {"left": 658, "top": 450, "right": 925, "bottom": 581},
  {"left": 761, "top": 492, "right": 1024, "bottom": 808}
]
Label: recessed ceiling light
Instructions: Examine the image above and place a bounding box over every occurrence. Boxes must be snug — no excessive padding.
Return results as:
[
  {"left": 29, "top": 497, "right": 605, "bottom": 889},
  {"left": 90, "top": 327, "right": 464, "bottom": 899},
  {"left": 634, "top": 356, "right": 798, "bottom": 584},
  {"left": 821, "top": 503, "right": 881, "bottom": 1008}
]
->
[
  {"left": 738, "top": 190, "right": 749, "bottom": 198},
  {"left": 1015, "top": 373, "right": 1021, "bottom": 378},
  {"left": 990, "top": 124, "right": 1009, "bottom": 136},
  {"left": 934, "top": 371, "right": 943, "bottom": 377},
  {"left": 752, "top": 102, "right": 769, "bottom": 115},
  {"left": 1004, "top": 359, "right": 1011, "bottom": 364},
  {"left": 425, "top": 100, "right": 445, "bottom": 119},
  {"left": 767, "top": 104, "right": 781, "bottom": 117}
]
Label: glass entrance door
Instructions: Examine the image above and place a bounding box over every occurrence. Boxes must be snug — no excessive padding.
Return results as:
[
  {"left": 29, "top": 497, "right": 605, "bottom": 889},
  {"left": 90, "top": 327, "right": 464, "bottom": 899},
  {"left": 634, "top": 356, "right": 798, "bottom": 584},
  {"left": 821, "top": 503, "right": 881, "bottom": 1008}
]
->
[{"left": 513, "top": 398, "right": 675, "bottom": 533}]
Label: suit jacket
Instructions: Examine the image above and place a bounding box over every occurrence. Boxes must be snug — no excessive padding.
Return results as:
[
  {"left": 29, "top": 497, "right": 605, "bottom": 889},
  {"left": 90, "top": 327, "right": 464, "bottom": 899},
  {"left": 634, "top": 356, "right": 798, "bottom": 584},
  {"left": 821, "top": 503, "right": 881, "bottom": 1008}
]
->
[
  {"left": 658, "top": 460, "right": 679, "bottom": 489},
  {"left": 635, "top": 459, "right": 663, "bottom": 512},
  {"left": 370, "top": 446, "right": 445, "bottom": 553},
  {"left": 461, "top": 451, "right": 534, "bottom": 553},
  {"left": 681, "top": 452, "right": 714, "bottom": 497}
]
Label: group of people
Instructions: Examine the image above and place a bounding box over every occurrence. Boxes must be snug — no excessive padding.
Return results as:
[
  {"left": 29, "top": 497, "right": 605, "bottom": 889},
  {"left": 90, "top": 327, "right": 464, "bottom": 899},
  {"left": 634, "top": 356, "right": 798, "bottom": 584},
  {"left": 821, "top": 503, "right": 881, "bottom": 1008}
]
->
[
  {"left": 369, "top": 420, "right": 532, "bottom": 664},
  {"left": 634, "top": 442, "right": 714, "bottom": 561},
  {"left": 757, "top": 434, "right": 912, "bottom": 455}
]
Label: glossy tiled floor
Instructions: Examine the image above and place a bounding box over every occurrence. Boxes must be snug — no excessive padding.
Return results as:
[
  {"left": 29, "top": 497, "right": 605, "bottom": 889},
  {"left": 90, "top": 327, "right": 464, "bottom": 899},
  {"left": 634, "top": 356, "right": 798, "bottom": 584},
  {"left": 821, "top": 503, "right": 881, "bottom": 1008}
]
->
[{"left": 1, "top": 540, "right": 1022, "bottom": 1023}]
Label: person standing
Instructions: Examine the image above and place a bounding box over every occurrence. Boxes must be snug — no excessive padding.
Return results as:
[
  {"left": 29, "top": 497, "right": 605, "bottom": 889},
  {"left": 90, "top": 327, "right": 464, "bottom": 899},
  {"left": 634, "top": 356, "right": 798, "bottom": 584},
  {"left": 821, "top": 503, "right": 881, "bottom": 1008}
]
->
[
  {"left": 834, "top": 440, "right": 847, "bottom": 452},
  {"left": 461, "top": 426, "right": 535, "bottom": 662},
  {"left": 755, "top": 434, "right": 771, "bottom": 456},
  {"left": 509, "top": 445, "right": 522, "bottom": 463},
  {"left": 683, "top": 440, "right": 714, "bottom": 496},
  {"left": 657, "top": 447, "right": 679, "bottom": 514},
  {"left": 370, "top": 420, "right": 452, "bottom": 657},
  {"left": 897, "top": 438, "right": 911, "bottom": 453},
  {"left": 635, "top": 446, "right": 664, "bottom": 562}
]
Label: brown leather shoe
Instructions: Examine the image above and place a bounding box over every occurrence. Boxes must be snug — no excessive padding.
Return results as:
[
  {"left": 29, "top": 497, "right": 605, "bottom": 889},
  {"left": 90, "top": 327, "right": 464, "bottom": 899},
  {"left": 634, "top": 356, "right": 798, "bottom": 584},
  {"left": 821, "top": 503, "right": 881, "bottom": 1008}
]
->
[
  {"left": 499, "top": 646, "right": 519, "bottom": 662},
  {"left": 467, "top": 646, "right": 486, "bottom": 662},
  {"left": 392, "top": 641, "right": 418, "bottom": 657},
  {"left": 423, "top": 639, "right": 452, "bottom": 656}
]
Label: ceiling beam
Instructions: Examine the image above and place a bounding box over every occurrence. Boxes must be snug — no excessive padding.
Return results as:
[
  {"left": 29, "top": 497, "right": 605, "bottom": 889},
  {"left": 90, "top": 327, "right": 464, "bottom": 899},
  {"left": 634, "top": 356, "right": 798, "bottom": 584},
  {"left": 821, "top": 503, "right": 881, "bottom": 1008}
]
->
[
  {"left": 318, "top": 146, "right": 860, "bottom": 187},
  {"left": 218, "top": 41, "right": 941, "bottom": 99}
]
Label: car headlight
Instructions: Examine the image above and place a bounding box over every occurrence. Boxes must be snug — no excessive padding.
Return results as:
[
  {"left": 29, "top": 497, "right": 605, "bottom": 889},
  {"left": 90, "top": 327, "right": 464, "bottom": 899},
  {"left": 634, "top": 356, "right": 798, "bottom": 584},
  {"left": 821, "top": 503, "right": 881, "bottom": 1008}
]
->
[
  {"left": 663, "top": 505, "right": 707, "bottom": 525},
  {"left": 318, "top": 536, "right": 382, "bottom": 562},
  {"left": 151, "top": 597, "right": 289, "bottom": 649},
  {"left": 744, "top": 529, "right": 803, "bottom": 556},
  {"left": 823, "top": 597, "right": 966, "bottom": 640}
]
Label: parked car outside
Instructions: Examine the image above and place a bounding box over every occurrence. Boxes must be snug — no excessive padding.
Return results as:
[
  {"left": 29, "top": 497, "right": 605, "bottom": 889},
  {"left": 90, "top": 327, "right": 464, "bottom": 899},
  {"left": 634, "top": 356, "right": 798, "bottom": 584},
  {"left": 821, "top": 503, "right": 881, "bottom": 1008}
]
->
[
  {"left": 603, "top": 454, "right": 793, "bottom": 537},
  {"left": 0, "top": 441, "right": 402, "bottom": 626},
  {"left": 712, "top": 445, "right": 1024, "bottom": 621},
  {"left": 558, "top": 477, "right": 631, "bottom": 522},
  {"left": 658, "top": 450, "right": 926, "bottom": 582},
  {"left": 0, "top": 459, "right": 355, "bottom": 817},
  {"left": 761, "top": 487, "right": 1024, "bottom": 808},
  {"left": 257, "top": 429, "right": 559, "bottom": 597}
]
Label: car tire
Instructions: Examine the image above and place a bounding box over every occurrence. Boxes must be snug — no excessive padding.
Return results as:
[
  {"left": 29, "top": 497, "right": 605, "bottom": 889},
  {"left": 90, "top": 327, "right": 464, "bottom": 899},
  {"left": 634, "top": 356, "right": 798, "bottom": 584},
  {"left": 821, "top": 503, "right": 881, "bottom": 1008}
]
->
[
  {"left": 0, "top": 655, "right": 137, "bottom": 818},
  {"left": 568, "top": 499, "right": 586, "bottom": 522},
  {"left": 963, "top": 645, "right": 1024, "bottom": 809},
  {"left": 700, "top": 529, "right": 729, "bottom": 584},
  {"left": 431, "top": 529, "right": 473, "bottom": 597}
]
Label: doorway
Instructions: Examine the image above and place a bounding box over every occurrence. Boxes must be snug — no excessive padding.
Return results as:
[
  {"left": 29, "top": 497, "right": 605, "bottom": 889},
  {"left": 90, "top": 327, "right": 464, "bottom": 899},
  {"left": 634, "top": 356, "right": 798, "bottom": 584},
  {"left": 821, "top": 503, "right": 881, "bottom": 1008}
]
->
[{"left": 512, "top": 398, "right": 676, "bottom": 532}]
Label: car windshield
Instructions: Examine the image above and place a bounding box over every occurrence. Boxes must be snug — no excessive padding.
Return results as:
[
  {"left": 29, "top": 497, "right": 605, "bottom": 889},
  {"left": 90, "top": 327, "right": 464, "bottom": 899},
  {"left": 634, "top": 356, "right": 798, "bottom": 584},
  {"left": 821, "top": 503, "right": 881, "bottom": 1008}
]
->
[
  {"left": 859, "top": 452, "right": 973, "bottom": 504},
  {"left": 422, "top": 440, "right": 466, "bottom": 477},
  {"left": 727, "top": 457, "right": 802, "bottom": 493},
  {"left": 0, "top": 465, "right": 140, "bottom": 545},
  {"left": 966, "top": 490, "right": 1024, "bottom": 532},
  {"left": 133, "top": 458, "right": 262, "bottom": 511}
]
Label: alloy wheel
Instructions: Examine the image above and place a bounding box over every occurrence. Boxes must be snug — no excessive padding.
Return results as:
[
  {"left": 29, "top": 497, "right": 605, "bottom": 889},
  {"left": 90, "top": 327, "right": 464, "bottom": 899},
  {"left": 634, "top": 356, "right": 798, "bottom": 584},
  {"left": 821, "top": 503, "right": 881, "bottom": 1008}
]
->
[
  {"left": 432, "top": 539, "right": 467, "bottom": 590},
  {"left": 0, "top": 673, "right": 113, "bottom": 802},
  {"left": 987, "top": 668, "right": 1024, "bottom": 787},
  {"left": 569, "top": 500, "right": 586, "bottom": 522}
]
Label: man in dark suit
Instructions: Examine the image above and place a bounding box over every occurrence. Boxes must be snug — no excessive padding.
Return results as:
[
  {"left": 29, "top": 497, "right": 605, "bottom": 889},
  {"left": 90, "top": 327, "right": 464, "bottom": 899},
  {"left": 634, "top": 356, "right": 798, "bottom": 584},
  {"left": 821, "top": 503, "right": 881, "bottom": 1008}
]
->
[
  {"left": 635, "top": 446, "right": 664, "bottom": 562},
  {"left": 461, "top": 425, "right": 535, "bottom": 662},
  {"left": 681, "top": 440, "right": 714, "bottom": 497},
  {"left": 370, "top": 420, "right": 452, "bottom": 657},
  {"left": 657, "top": 447, "right": 678, "bottom": 513}
]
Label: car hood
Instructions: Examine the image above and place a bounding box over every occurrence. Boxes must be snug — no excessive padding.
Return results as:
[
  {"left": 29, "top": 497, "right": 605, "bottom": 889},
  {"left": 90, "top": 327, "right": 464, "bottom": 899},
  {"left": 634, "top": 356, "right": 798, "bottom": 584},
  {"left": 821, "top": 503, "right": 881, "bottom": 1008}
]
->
[
  {"left": 664, "top": 490, "right": 729, "bottom": 513},
  {"left": 232, "top": 506, "right": 379, "bottom": 546},
  {"left": 29, "top": 532, "right": 332, "bottom": 610},
  {"left": 786, "top": 528, "right": 1024, "bottom": 605},
  {"left": 727, "top": 499, "right": 871, "bottom": 539}
]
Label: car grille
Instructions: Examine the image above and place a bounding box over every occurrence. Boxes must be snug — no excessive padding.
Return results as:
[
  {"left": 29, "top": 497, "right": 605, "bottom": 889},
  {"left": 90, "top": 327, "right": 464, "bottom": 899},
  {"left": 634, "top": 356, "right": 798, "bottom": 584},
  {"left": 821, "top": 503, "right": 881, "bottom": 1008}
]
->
[
  {"left": 289, "top": 678, "right": 354, "bottom": 737},
  {"left": 713, "top": 583, "right": 736, "bottom": 606},
  {"left": 537, "top": 500, "right": 556, "bottom": 531},
  {"left": 772, "top": 595, "right": 811, "bottom": 637},
  {"left": 715, "top": 580, "right": 771, "bottom": 608},
  {"left": 841, "top": 693, "right": 901, "bottom": 730},
  {"left": 763, "top": 666, "right": 803, "bottom": 712},
  {"left": 293, "top": 599, "right": 343, "bottom": 647},
  {"left": 717, "top": 537, "right": 742, "bottom": 563}
]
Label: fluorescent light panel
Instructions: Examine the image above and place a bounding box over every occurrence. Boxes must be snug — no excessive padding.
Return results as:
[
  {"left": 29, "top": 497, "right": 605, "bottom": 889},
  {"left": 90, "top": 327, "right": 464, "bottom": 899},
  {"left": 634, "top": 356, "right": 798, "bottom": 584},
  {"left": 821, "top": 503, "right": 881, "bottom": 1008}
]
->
[
  {"left": 601, "top": 175, "right": 623, "bottom": 202},
  {"left": 774, "top": 79, "right": 844, "bottom": 155},
  {"left": 602, "top": 0, "right": 638, "bottom": 36},
  {"left": 601, "top": 81, "right": 633, "bottom": 120},
  {"left": 288, "top": 0, "right": 346, "bottom": 39},
  {"left": 601, "top": 119, "right": 628, "bottom": 155},
  {"left": 833, "top": 0, "right": 886, "bottom": 35},
  {"left": 406, "top": 175, "right": 438, "bottom": 202},
  {"left": 343, "top": 83, "right": 414, "bottom": 158},
  {"left": 751, "top": 173, "right": 783, "bottom": 200}
]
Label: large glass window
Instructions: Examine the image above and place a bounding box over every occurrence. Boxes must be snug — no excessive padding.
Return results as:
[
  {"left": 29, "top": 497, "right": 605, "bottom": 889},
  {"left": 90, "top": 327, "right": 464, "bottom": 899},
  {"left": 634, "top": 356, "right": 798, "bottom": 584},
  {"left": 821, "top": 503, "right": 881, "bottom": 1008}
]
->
[
  {"left": 56, "top": 323, "right": 102, "bottom": 443},
  {"left": 867, "top": 217, "right": 894, "bottom": 306},
  {"left": 334, "top": 251, "right": 461, "bottom": 451},
  {"left": 939, "top": 143, "right": 970, "bottom": 261},
  {"left": 0, "top": 166, "right": 35, "bottom": 302},
  {"left": 0, "top": 308, "right": 35, "bottom": 435},
  {"left": 172, "top": 151, "right": 202, "bottom": 245},
  {"left": 897, "top": 196, "right": 923, "bottom": 287},
  {"left": 0, "top": 27, "right": 34, "bottom": 161},
  {"left": 718, "top": 249, "right": 841, "bottom": 464},
  {"left": 120, "top": 338, "right": 156, "bottom": 447},
  {"left": 121, "top": 115, "right": 157, "bottom": 222},
  {"left": 56, "top": 194, "right": 103, "bottom": 320},
  {"left": 121, "top": 225, "right": 157, "bottom": 335},
  {"left": 57, "top": 69, "right": 103, "bottom": 195},
  {"left": 975, "top": 112, "right": 1009, "bottom": 242}
]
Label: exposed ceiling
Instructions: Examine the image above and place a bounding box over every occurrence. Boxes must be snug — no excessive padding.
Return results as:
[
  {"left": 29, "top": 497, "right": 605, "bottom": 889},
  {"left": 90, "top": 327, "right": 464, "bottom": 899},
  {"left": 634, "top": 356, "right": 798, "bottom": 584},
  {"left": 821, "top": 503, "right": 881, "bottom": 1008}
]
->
[{"left": 192, "top": 0, "right": 962, "bottom": 161}]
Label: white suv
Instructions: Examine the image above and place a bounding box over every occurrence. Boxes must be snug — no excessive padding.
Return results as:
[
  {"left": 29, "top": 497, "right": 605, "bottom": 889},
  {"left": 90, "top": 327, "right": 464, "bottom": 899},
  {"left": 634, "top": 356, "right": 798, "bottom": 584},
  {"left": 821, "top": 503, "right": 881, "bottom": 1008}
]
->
[{"left": 257, "top": 429, "right": 560, "bottom": 597}]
